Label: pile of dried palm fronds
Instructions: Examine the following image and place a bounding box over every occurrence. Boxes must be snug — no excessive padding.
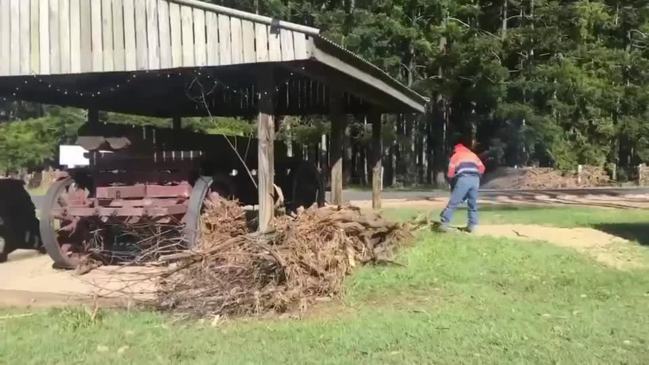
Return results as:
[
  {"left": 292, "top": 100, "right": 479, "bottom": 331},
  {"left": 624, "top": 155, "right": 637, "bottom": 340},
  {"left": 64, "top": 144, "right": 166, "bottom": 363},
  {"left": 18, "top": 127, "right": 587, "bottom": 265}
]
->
[{"left": 155, "top": 199, "right": 411, "bottom": 317}]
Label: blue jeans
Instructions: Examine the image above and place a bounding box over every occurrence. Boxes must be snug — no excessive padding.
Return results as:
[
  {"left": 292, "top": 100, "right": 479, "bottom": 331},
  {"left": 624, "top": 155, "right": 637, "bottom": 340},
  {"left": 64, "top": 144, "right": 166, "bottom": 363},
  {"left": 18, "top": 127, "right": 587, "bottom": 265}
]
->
[{"left": 440, "top": 175, "right": 480, "bottom": 228}]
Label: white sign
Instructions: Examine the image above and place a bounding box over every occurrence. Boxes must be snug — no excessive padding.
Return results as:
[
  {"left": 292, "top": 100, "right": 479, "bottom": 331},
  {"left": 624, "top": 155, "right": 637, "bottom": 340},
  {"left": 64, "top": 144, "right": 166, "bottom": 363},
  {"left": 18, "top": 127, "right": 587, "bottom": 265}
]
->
[{"left": 59, "top": 145, "right": 90, "bottom": 168}]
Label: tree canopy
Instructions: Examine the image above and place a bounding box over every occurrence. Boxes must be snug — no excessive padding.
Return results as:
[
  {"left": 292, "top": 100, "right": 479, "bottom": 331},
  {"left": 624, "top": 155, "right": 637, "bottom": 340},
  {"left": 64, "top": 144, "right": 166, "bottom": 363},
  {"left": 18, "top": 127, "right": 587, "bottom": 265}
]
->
[{"left": 1, "top": 0, "right": 648, "bottom": 183}]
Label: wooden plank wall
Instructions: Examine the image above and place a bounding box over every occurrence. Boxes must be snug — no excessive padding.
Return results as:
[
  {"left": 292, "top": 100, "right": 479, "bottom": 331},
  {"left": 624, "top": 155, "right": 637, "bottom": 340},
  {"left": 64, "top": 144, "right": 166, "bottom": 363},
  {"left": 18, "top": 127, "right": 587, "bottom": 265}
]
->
[{"left": 0, "top": 0, "right": 311, "bottom": 77}]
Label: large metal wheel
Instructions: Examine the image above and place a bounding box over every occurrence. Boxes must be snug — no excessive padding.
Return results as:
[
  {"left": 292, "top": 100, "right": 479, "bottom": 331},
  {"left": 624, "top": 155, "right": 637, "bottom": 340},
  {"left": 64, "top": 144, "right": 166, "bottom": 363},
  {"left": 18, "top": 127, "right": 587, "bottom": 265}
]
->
[
  {"left": 40, "top": 177, "right": 90, "bottom": 269},
  {"left": 0, "top": 232, "right": 6, "bottom": 263},
  {"left": 183, "top": 176, "right": 213, "bottom": 249}
]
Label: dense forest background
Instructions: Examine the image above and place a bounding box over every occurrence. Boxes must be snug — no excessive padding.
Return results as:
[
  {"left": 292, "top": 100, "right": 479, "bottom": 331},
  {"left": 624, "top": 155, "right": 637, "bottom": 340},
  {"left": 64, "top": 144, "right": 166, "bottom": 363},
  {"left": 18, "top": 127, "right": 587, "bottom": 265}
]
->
[{"left": 1, "top": 0, "right": 649, "bottom": 186}]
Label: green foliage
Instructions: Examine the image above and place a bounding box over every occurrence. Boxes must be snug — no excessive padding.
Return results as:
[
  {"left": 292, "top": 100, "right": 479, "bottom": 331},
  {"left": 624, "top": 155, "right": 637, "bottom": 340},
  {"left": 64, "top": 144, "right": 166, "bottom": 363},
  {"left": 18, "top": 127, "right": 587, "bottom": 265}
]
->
[
  {"left": 187, "top": 117, "right": 257, "bottom": 137},
  {"left": 106, "top": 113, "right": 257, "bottom": 137},
  {"left": 2, "top": 0, "right": 649, "bottom": 177},
  {"left": 0, "top": 107, "right": 84, "bottom": 173},
  {"left": 106, "top": 112, "right": 171, "bottom": 128},
  {"left": 277, "top": 116, "right": 330, "bottom": 145}
]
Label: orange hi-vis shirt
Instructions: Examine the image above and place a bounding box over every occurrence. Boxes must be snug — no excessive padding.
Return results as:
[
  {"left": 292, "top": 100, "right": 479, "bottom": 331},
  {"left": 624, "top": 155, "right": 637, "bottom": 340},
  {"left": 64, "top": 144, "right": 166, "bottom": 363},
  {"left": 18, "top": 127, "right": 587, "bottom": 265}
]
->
[{"left": 447, "top": 144, "right": 486, "bottom": 179}]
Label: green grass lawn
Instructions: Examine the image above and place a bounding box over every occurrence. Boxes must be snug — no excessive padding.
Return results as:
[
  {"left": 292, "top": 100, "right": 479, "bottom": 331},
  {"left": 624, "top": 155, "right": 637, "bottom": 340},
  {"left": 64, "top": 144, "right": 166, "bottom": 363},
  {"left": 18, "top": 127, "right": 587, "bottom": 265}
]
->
[
  {"left": 385, "top": 204, "right": 649, "bottom": 228},
  {"left": 2, "top": 207, "right": 649, "bottom": 364}
]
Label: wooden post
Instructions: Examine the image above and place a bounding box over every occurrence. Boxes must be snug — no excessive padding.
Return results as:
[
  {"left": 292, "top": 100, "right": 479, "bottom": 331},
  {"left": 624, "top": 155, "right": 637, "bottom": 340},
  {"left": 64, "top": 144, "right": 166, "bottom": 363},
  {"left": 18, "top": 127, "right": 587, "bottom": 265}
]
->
[
  {"left": 285, "top": 121, "right": 293, "bottom": 158},
  {"left": 257, "top": 70, "right": 275, "bottom": 232},
  {"left": 87, "top": 108, "right": 99, "bottom": 124},
  {"left": 370, "top": 112, "right": 383, "bottom": 209},
  {"left": 577, "top": 164, "right": 583, "bottom": 185},
  {"left": 320, "top": 133, "right": 327, "bottom": 171},
  {"left": 172, "top": 116, "right": 181, "bottom": 130},
  {"left": 639, "top": 164, "right": 647, "bottom": 187},
  {"left": 330, "top": 92, "right": 346, "bottom": 206}
]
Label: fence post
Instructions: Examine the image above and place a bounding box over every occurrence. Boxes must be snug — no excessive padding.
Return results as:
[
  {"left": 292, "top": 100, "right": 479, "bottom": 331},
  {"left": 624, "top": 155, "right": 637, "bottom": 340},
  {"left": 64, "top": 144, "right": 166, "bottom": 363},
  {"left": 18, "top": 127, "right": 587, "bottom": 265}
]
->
[
  {"left": 577, "top": 164, "right": 583, "bottom": 185},
  {"left": 610, "top": 163, "right": 617, "bottom": 182},
  {"left": 639, "top": 164, "right": 647, "bottom": 186}
]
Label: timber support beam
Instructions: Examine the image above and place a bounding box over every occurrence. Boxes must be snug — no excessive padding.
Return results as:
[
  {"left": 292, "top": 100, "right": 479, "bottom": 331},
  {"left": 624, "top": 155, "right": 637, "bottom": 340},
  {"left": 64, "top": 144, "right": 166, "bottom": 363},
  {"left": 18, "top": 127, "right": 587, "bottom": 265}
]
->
[
  {"left": 369, "top": 112, "right": 383, "bottom": 209},
  {"left": 88, "top": 108, "right": 99, "bottom": 124},
  {"left": 172, "top": 116, "right": 181, "bottom": 130},
  {"left": 329, "top": 91, "right": 347, "bottom": 206},
  {"left": 256, "top": 68, "right": 276, "bottom": 233}
]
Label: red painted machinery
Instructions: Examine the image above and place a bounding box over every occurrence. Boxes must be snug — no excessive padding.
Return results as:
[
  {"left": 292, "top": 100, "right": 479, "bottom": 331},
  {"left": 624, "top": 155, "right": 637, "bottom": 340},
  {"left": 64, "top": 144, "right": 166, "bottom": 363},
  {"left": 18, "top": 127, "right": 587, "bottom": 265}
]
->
[{"left": 40, "top": 122, "right": 324, "bottom": 269}]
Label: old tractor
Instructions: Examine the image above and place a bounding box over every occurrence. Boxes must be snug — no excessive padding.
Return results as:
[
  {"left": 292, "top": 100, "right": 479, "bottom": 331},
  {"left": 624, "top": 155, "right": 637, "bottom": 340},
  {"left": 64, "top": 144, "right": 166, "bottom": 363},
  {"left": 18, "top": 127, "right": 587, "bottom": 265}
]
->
[{"left": 40, "top": 122, "right": 325, "bottom": 269}]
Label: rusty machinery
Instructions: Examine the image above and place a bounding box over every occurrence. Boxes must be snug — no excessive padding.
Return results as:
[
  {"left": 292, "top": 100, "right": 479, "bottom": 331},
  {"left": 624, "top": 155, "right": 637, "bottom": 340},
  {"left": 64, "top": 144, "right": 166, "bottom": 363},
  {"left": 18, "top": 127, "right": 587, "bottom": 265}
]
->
[{"left": 40, "top": 122, "right": 325, "bottom": 269}]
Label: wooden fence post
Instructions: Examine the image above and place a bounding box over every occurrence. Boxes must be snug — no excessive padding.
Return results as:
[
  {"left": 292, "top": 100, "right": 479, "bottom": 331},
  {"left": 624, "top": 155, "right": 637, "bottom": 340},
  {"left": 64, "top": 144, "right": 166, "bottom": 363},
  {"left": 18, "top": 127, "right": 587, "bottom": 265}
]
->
[
  {"left": 639, "top": 164, "right": 648, "bottom": 187},
  {"left": 577, "top": 164, "right": 583, "bottom": 185}
]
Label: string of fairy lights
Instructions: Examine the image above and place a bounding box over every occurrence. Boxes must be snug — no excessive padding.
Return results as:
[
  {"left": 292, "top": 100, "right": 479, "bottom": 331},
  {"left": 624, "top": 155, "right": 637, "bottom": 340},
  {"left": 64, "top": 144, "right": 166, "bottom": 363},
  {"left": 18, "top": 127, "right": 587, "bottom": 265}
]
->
[{"left": 0, "top": 66, "right": 308, "bottom": 106}]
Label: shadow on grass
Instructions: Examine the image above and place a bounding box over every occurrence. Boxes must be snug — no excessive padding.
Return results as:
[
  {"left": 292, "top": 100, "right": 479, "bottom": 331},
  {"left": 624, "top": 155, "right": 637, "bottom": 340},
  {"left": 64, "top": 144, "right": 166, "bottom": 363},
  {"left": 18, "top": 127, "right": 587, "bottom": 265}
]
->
[{"left": 595, "top": 223, "right": 649, "bottom": 246}]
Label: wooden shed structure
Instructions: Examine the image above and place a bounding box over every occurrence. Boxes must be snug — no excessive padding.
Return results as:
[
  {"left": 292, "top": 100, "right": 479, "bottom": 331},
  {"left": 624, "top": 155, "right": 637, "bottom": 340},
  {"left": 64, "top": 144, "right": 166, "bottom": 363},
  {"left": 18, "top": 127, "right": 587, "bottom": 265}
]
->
[{"left": 0, "top": 0, "right": 427, "bottom": 230}]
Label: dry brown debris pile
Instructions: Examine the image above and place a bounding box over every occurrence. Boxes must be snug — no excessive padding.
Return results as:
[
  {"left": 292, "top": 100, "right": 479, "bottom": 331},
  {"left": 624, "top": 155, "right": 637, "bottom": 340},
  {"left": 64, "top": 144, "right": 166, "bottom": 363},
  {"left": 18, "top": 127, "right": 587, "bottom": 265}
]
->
[
  {"left": 155, "top": 201, "right": 411, "bottom": 317},
  {"left": 483, "top": 166, "right": 611, "bottom": 190},
  {"left": 578, "top": 166, "right": 612, "bottom": 187}
]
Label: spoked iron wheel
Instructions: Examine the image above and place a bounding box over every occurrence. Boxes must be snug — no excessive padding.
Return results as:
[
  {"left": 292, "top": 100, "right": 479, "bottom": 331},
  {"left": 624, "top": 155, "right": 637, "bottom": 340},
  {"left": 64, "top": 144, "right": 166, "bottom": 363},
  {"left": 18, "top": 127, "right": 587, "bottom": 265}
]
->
[
  {"left": 182, "top": 176, "right": 213, "bottom": 249},
  {"left": 40, "top": 178, "right": 91, "bottom": 269},
  {"left": 182, "top": 173, "right": 242, "bottom": 249}
]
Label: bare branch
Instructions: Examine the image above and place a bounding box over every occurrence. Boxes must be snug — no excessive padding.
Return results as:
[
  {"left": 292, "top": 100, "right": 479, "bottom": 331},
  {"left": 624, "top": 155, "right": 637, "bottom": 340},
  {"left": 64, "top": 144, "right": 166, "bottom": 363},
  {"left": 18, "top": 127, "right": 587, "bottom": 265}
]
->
[
  {"left": 185, "top": 73, "right": 258, "bottom": 189},
  {"left": 447, "top": 17, "right": 471, "bottom": 28}
]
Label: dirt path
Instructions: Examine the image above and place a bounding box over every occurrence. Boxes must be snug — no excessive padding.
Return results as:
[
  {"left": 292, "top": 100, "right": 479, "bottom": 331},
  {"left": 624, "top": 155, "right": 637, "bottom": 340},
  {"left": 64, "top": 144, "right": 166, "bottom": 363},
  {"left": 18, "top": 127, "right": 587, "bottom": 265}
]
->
[
  {"left": 475, "top": 224, "right": 646, "bottom": 270},
  {"left": 0, "top": 251, "right": 156, "bottom": 308}
]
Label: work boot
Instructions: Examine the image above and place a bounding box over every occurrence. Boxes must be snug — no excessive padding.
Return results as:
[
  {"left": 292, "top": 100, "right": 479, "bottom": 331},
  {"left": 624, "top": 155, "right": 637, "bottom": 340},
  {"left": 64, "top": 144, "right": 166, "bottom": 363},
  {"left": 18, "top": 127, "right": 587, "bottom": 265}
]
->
[
  {"left": 466, "top": 225, "right": 478, "bottom": 234},
  {"left": 437, "top": 224, "right": 451, "bottom": 233}
]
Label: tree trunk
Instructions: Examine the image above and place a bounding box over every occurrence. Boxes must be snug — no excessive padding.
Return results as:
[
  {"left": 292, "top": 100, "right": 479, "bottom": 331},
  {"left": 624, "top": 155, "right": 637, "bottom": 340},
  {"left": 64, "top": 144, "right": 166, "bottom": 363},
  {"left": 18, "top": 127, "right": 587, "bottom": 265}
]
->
[
  {"left": 426, "top": 120, "right": 432, "bottom": 185},
  {"left": 319, "top": 133, "right": 328, "bottom": 171},
  {"left": 432, "top": 13, "right": 449, "bottom": 187},
  {"left": 404, "top": 115, "right": 416, "bottom": 185},
  {"left": 416, "top": 118, "right": 426, "bottom": 184},
  {"left": 350, "top": 142, "right": 358, "bottom": 185},
  {"left": 359, "top": 148, "right": 367, "bottom": 186},
  {"left": 285, "top": 121, "right": 293, "bottom": 158},
  {"left": 432, "top": 99, "right": 449, "bottom": 187},
  {"left": 501, "top": 0, "right": 508, "bottom": 40},
  {"left": 469, "top": 102, "right": 478, "bottom": 148},
  {"left": 395, "top": 115, "right": 405, "bottom": 185},
  {"left": 344, "top": 123, "right": 353, "bottom": 185}
]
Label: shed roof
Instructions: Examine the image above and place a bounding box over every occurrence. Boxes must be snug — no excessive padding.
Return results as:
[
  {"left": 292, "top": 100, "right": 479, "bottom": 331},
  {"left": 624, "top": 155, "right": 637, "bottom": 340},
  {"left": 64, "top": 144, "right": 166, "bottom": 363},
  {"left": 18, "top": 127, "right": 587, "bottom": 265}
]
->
[{"left": 0, "top": 0, "right": 427, "bottom": 116}]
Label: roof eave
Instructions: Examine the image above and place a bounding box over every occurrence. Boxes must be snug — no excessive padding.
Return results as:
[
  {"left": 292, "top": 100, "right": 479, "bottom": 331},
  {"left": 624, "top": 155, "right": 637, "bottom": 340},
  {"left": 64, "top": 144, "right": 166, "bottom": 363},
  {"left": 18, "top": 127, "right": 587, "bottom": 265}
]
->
[{"left": 310, "top": 37, "right": 427, "bottom": 114}]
